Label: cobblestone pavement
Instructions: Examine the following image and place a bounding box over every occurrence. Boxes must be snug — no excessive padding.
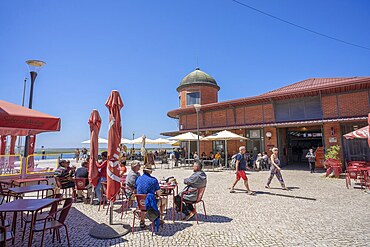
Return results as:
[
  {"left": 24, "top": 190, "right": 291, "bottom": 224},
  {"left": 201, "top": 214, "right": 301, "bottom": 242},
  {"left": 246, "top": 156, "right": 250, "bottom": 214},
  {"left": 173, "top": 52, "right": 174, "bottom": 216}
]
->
[{"left": 13, "top": 165, "right": 370, "bottom": 247}]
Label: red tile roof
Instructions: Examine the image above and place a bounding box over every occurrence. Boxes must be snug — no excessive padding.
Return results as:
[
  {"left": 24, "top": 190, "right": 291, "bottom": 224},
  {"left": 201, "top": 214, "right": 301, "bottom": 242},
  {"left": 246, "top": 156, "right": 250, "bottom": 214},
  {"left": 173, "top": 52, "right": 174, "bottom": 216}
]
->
[
  {"left": 167, "top": 76, "right": 370, "bottom": 118},
  {"left": 261, "top": 77, "right": 370, "bottom": 97}
]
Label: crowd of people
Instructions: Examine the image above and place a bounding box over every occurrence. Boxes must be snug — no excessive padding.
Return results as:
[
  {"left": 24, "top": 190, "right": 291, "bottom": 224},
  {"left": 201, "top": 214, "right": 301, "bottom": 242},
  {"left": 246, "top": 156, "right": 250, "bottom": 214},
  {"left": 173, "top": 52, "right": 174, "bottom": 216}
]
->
[
  {"left": 53, "top": 148, "right": 208, "bottom": 226},
  {"left": 54, "top": 143, "right": 317, "bottom": 228}
]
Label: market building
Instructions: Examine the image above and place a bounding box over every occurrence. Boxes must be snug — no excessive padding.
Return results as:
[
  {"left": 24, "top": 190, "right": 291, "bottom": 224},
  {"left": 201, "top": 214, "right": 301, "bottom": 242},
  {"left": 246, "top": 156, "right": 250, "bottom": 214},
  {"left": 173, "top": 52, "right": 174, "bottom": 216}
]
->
[{"left": 162, "top": 68, "right": 370, "bottom": 168}]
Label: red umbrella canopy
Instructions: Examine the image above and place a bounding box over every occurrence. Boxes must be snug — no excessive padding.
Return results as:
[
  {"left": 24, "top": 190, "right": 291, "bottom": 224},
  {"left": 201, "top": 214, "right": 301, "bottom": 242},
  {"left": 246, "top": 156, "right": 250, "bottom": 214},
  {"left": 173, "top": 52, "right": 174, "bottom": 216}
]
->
[
  {"left": 88, "top": 109, "right": 102, "bottom": 187},
  {"left": 343, "top": 126, "right": 369, "bottom": 139},
  {"left": 105, "top": 90, "right": 124, "bottom": 202},
  {"left": 0, "top": 100, "right": 60, "bottom": 136}
]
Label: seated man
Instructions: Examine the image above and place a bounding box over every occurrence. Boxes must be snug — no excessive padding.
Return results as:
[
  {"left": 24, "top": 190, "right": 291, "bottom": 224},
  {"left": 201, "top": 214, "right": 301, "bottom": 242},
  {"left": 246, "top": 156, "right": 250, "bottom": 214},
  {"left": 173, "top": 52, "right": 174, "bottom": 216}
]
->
[
  {"left": 125, "top": 161, "right": 140, "bottom": 198},
  {"left": 54, "top": 160, "right": 75, "bottom": 190},
  {"left": 175, "top": 161, "right": 207, "bottom": 220},
  {"left": 75, "top": 161, "right": 91, "bottom": 200},
  {"left": 135, "top": 165, "right": 166, "bottom": 228}
]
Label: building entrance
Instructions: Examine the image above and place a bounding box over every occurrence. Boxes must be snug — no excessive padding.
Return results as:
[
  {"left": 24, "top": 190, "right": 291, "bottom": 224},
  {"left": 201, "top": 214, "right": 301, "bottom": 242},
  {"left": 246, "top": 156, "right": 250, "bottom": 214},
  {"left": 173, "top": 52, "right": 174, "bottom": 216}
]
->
[{"left": 283, "top": 127, "right": 324, "bottom": 166}]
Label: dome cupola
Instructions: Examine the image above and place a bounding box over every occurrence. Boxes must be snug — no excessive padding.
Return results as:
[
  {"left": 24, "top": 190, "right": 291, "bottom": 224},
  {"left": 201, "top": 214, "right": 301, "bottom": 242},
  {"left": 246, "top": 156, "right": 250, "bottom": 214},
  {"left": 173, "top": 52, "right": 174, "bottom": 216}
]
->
[{"left": 177, "top": 67, "right": 220, "bottom": 92}]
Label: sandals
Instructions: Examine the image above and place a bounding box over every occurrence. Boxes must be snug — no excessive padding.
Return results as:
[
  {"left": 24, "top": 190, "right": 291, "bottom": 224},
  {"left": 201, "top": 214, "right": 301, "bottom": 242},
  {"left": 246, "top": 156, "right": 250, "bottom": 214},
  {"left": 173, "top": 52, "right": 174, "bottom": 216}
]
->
[
  {"left": 265, "top": 185, "right": 270, "bottom": 189},
  {"left": 246, "top": 191, "right": 256, "bottom": 195},
  {"left": 229, "top": 189, "right": 235, "bottom": 193}
]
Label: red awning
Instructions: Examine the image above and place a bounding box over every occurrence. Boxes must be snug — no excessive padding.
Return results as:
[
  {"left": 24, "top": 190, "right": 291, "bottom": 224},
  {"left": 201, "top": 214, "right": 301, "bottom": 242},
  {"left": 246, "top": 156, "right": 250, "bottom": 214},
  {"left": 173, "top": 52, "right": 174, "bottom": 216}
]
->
[{"left": 0, "top": 100, "right": 61, "bottom": 136}]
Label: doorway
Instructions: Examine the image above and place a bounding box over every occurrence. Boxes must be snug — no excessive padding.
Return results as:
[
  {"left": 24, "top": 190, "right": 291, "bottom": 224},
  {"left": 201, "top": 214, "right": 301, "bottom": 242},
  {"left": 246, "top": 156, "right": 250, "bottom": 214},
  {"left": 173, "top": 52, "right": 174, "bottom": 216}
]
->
[{"left": 285, "top": 127, "right": 324, "bottom": 166}]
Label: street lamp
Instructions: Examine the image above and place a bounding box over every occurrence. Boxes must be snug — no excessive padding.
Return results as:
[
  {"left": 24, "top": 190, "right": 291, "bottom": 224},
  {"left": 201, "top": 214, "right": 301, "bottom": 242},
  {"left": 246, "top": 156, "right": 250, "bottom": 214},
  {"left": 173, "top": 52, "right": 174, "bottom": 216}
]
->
[
  {"left": 194, "top": 104, "right": 201, "bottom": 156},
  {"left": 132, "top": 131, "right": 135, "bottom": 149},
  {"left": 23, "top": 60, "right": 46, "bottom": 157}
]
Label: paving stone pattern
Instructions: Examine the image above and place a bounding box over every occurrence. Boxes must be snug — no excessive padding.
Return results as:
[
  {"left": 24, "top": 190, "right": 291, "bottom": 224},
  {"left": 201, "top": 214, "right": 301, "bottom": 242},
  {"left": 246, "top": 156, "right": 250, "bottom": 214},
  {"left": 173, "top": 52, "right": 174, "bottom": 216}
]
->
[{"left": 14, "top": 167, "right": 370, "bottom": 247}]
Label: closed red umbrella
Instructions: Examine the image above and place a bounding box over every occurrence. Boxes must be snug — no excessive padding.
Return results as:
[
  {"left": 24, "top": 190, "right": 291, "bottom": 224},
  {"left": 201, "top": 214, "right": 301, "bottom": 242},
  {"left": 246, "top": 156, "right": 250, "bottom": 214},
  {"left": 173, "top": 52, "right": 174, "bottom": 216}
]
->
[
  {"left": 0, "top": 135, "right": 6, "bottom": 155},
  {"left": 27, "top": 135, "right": 36, "bottom": 169},
  {"left": 88, "top": 109, "right": 102, "bottom": 187},
  {"left": 368, "top": 113, "right": 370, "bottom": 147},
  {"left": 105, "top": 90, "right": 124, "bottom": 202},
  {"left": 9, "top": 136, "right": 17, "bottom": 155}
]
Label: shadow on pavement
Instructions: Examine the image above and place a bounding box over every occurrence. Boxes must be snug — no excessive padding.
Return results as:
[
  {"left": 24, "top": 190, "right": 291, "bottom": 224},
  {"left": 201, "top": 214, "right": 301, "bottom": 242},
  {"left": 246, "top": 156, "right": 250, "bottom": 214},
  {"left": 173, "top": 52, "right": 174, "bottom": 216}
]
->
[
  {"left": 255, "top": 191, "right": 316, "bottom": 201},
  {"left": 196, "top": 214, "right": 233, "bottom": 223},
  {"left": 154, "top": 222, "right": 192, "bottom": 236}
]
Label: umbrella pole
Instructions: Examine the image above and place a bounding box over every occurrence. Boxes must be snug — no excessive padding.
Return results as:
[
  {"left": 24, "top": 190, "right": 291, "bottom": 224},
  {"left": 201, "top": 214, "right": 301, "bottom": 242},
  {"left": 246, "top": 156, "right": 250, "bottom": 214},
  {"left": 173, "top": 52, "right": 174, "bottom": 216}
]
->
[
  {"left": 225, "top": 140, "right": 228, "bottom": 168},
  {"left": 109, "top": 201, "right": 113, "bottom": 225},
  {"left": 188, "top": 141, "right": 190, "bottom": 167}
]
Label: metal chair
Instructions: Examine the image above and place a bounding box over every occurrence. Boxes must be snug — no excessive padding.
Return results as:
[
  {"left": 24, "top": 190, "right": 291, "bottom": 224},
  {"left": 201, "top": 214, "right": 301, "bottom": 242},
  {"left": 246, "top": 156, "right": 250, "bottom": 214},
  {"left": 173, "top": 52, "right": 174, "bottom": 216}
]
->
[
  {"left": 32, "top": 198, "right": 73, "bottom": 247},
  {"left": 0, "top": 225, "right": 14, "bottom": 247},
  {"left": 180, "top": 187, "right": 207, "bottom": 224},
  {"left": 72, "top": 178, "right": 90, "bottom": 203},
  {"left": 21, "top": 193, "right": 63, "bottom": 241},
  {"left": 132, "top": 194, "right": 154, "bottom": 235}
]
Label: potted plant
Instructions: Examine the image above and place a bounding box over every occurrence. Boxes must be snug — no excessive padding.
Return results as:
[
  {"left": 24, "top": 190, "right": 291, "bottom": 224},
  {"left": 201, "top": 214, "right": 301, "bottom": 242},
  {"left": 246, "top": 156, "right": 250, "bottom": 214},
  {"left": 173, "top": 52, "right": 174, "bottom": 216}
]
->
[{"left": 324, "top": 145, "right": 342, "bottom": 177}]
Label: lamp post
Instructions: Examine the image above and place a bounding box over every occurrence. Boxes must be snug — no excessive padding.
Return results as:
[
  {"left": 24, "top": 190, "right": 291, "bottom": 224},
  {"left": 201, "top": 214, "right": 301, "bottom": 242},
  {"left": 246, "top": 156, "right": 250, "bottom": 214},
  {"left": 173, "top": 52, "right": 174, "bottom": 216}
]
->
[
  {"left": 132, "top": 132, "right": 135, "bottom": 149},
  {"left": 194, "top": 104, "right": 201, "bottom": 157},
  {"left": 23, "top": 60, "right": 46, "bottom": 157}
]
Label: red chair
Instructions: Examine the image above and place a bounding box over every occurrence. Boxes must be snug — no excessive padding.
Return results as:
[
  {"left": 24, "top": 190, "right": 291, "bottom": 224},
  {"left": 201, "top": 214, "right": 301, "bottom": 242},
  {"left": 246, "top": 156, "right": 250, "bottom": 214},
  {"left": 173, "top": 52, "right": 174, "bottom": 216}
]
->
[
  {"left": 324, "top": 159, "right": 342, "bottom": 178},
  {"left": 346, "top": 166, "right": 360, "bottom": 189},
  {"left": 180, "top": 187, "right": 206, "bottom": 224},
  {"left": 132, "top": 194, "right": 154, "bottom": 235},
  {"left": 72, "top": 178, "right": 90, "bottom": 203},
  {"left": 120, "top": 184, "right": 133, "bottom": 219},
  {"left": 32, "top": 198, "right": 73, "bottom": 247},
  {"left": 21, "top": 194, "right": 63, "bottom": 241},
  {"left": 0, "top": 225, "right": 14, "bottom": 247}
]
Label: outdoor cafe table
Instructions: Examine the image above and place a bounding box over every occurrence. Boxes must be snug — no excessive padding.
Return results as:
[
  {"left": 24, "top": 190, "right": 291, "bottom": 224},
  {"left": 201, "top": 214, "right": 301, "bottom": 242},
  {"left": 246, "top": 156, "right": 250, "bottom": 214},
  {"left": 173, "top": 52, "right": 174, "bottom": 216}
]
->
[
  {"left": 0, "top": 198, "right": 58, "bottom": 246},
  {"left": 8, "top": 184, "right": 54, "bottom": 199},
  {"left": 160, "top": 184, "right": 178, "bottom": 221},
  {"left": 11, "top": 177, "right": 49, "bottom": 187}
]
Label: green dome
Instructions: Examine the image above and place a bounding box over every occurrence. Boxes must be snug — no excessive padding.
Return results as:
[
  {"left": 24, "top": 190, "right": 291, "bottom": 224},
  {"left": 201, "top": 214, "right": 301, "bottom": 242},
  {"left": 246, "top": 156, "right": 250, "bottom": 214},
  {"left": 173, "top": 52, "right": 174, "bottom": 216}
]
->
[{"left": 177, "top": 67, "right": 220, "bottom": 92}]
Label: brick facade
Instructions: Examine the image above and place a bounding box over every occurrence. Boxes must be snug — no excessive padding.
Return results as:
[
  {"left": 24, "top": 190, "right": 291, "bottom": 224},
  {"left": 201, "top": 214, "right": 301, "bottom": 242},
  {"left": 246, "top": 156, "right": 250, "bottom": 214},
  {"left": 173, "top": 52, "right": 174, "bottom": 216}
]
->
[
  {"left": 168, "top": 75, "right": 370, "bottom": 165},
  {"left": 179, "top": 85, "right": 218, "bottom": 108}
]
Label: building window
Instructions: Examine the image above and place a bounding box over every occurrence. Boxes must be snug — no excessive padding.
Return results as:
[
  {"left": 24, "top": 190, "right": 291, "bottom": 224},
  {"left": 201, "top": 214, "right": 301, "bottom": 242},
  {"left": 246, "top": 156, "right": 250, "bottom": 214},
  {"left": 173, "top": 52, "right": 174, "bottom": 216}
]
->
[
  {"left": 246, "top": 129, "right": 264, "bottom": 156},
  {"left": 274, "top": 96, "right": 322, "bottom": 122},
  {"left": 186, "top": 92, "right": 200, "bottom": 106}
]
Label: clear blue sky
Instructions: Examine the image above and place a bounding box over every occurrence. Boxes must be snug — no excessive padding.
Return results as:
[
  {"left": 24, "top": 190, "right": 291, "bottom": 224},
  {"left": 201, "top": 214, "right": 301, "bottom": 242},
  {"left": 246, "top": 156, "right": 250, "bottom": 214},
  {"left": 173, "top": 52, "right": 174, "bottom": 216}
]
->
[{"left": 1, "top": 0, "right": 369, "bottom": 148}]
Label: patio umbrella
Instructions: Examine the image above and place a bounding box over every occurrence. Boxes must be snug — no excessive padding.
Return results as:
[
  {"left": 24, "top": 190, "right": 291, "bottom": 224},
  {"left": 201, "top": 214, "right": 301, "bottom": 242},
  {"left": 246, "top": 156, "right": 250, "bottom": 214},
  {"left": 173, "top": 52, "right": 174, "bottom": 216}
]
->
[
  {"left": 105, "top": 90, "right": 123, "bottom": 205},
  {"left": 150, "top": 138, "right": 173, "bottom": 145},
  {"left": 9, "top": 136, "right": 17, "bottom": 171},
  {"left": 343, "top": 126, "right": 369, "bottom": 139},
  {"left": 130, "top": 136, "right": 155, "bottom": 144},
  {"left": 9, "top": 136, "right": 16, "bottom": 155},
  {"left": 88, "top": 109, "right": 101, "bottom": 187},
  {"left": 0, "top": 135, "right": 6, "bottom": 155},
  {"left": 27, "top": 135, "right": 36, "bottom": 169},
  {"left": 0, "top": 100, "right": 60, "bottom": 136},
  {"left": 81, "top": 137, "right": 108, "bottom": 144},
  {"left": 120, "top": 138, "right": 132, "bottom": 144},
  {"left": 203, "top": 130, "right": 247, "bottom": 167},
  {"left": 168, "top": 132, "right": 202, "bottom": 161}
]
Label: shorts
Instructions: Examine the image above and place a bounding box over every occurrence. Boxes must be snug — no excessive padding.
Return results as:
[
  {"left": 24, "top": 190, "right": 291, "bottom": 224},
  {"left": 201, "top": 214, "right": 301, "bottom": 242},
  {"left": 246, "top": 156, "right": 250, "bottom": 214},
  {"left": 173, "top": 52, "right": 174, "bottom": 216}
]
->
[{"left": 236, "top": 170, "right": 248, "bottom": 181}]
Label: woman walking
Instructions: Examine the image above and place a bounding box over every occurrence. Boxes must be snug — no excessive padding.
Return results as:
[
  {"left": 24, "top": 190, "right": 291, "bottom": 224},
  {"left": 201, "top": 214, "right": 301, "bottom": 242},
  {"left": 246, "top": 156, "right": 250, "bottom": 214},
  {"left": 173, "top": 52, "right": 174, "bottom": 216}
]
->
[
  {"left": 305, "top": 148, "right": 316, "bottom": 173},
  {"left": 265, "top": 147, "right": 287, "bottom": 190}
]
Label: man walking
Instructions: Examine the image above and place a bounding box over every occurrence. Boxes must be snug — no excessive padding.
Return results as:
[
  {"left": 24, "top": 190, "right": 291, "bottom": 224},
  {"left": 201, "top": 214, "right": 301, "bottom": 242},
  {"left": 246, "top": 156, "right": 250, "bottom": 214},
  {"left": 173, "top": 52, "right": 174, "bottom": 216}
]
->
[{"left": 230, "top": 146, "right": 255, "bottom": 195}]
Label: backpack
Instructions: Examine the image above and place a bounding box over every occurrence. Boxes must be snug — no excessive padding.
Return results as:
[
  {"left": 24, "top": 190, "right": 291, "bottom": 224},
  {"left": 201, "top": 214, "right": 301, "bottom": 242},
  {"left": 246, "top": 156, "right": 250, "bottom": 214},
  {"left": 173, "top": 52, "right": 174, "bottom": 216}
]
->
[{"left": 230, "top": 154, "right": 238, "bottom": 169}]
